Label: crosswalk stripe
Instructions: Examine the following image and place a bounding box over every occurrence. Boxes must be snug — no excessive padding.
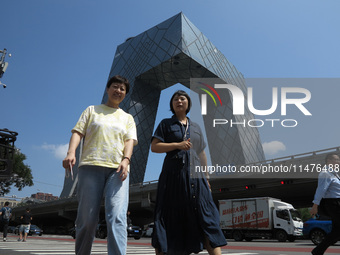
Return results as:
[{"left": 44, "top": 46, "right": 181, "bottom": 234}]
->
[
  {"left": 226, "top": 253, "right": 258, "bottom": 255},
  {"left": 0, "top": 239, "right": 265, "bottom": 255},
  {"left": 31, "top": 253, "right": 105, "bottom": 255}
]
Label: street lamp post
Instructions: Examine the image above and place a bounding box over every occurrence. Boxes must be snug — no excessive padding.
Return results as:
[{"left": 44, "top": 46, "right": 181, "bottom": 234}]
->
[
  {"left": 0, "top": 129, "right": 19, "bottom": 179},
  {"left": 0, "top": 48, "right": 11, "bottom": 88}
]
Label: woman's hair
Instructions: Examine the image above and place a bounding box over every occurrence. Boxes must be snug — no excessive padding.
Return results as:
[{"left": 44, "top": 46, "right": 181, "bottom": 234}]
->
[
  {"left": 170, "top": 90, "right": 192, "bottom": 114},
  {"left": 106, "top": 75, "right": 130, "bottom": 94}
]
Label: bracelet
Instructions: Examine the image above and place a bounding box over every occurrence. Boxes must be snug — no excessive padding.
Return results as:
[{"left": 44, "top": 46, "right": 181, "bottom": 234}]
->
[{"left": 122, "top": 156, "right": 131, "bottom": 164}]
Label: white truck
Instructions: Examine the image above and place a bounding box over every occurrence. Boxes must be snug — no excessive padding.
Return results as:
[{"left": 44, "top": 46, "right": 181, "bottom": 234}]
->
[{"left": 219, "top": 197, "right": 303, "bottom": 242}]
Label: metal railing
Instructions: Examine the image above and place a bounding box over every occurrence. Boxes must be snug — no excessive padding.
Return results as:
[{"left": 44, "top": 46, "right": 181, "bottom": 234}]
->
[{"left": 131, "top": 146, "right": 340, "bottom": 187}]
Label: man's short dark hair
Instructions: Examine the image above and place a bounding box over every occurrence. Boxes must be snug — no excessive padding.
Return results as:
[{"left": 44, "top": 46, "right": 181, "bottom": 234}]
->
[
  {"left": 325, "top": 153, "right": 339, "bottom": 164},
  {"left": 169, "top": 90, "right": 192, "bottom": 114},
  {"left": 4, "top": 201, "right": 9, "bottom": 206},
  {"left": 106, "top": 75, "right": 130, "bottom": 94}
]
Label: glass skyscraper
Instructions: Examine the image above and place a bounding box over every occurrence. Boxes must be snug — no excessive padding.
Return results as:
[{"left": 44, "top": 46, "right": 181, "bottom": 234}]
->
[
  {"left": 60, "top": 12, "right": 265, "bottom": 197},
  {"left": 102, "top": 12, "right": 265, "bottom": 183}
]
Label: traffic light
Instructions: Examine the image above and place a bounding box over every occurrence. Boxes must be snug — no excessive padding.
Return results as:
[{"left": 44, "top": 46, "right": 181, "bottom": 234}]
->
[
  {"left": 219, "top": 188, "right": 229, "bottom": 192},
  {"left": 280, "top": 180, "right": 293, "bottom": 185},
  {"left": 245, "top": 185, "right": 256, "bottom": 190}
]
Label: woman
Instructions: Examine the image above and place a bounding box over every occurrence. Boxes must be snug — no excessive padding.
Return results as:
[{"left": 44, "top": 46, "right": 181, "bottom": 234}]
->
[
  {"left": 151, "top": 90, "right": 227, "bottom": 255},
  {"left": 310, "top": 153, "right": 340, "bottom": 255},
  {"left": 62, "top": 75, "right": 137, "bottom": 255}
]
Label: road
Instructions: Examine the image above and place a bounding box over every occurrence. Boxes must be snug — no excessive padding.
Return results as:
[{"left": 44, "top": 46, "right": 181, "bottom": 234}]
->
[{"left": 1, "top": 234, "right": 340, "bottom": 254}]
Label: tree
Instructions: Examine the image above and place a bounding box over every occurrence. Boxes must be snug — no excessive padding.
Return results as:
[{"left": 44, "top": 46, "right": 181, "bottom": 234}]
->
[
  {"left": 0, "top": 149, "right": 33, "bottom": 196},
  {"left": 298, "top": 207, "right": 312, "bottom": 222}
]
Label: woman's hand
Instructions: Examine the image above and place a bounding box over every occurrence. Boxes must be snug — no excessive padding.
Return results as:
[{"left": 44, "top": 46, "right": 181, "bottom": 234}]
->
[
  {"left": 177, "top": 138, "right": 192, "bottom": 151},
  {"left": 151, "top": 138, "right": 192, "bottom": 153},
  {"left": 117, "top": 157, "right": 130, "bottom": 181},
  {"left": 63, "top": 152, "right": 76, "bottom": 170},
  {"left": 62, "top": 131, "right": 83, "bottom": 170},
  {"left": 118, "top": 139, "right": 134, "bottom": 181}
]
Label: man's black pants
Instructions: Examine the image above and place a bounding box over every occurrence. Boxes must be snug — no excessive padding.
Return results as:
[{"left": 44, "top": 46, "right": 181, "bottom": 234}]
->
[{"left": 312, "top": 198, "right": 340, "bottom": 255}]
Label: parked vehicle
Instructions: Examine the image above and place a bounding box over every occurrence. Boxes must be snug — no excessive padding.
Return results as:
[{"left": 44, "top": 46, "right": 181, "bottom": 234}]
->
[
  {"left": 144, "top": 223, "right": 154, "bottom": 237},
  {"left": 69, "top": 226, "right": 76, "bottom": 239},
  {"left": 96, "top": 221, "right": 107, "bottom": 239},
  {"left": 219, "top": 197, "right": 303, "bottom": 242},
  {"left": 29, "top": 225, "right": 43, "bottom": 236},
  {"left": 14, "top": 225, "right": 43, "bottom": 236},
  {"left": 127, "top": 225, "right": 142, "bottom": 239},
  {"left": 95, "top": 221, "right": 142, "bottom": 240},
  {"left": 6, "top": 226, "right": 16, "bottom": 233},
  {"left": 14, "top": 225, "right": 19, "bottom": 234},
  {"left": 303, "top": 216, "right": 333, "bottom": 245}
]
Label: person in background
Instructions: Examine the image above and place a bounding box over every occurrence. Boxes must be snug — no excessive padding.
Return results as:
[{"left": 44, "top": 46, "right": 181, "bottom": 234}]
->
[
  {"left": 0, "top": 201, "right": 12, "bottom": 241},
  {"left": 18, "top": 208, "right": 32, "bottom": 242},
  {"left": 310, "top": 153, "right": 340, "bottom": 255},
  {"left": 62, "top": 75, "right": 137, "bottom": 255},
  {"left": 151, "top": 90, "right": 227, "bottom": 255},
  {"left": 127, "top": 211, "right": 132, "bottom": 226}
]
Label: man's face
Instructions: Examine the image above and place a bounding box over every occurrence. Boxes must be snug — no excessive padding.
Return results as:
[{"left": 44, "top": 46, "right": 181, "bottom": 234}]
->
[{"left": 328, "top": 155, "right": 340, "bottom": 167}]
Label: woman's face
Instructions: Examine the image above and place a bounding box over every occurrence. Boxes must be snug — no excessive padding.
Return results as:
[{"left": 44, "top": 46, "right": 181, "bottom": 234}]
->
[
  {"left": 172, "top": 94, "right": 189, "bottom": 114},
  {"left": 106, "top": 82, "right": 126, "bottom": 106}
]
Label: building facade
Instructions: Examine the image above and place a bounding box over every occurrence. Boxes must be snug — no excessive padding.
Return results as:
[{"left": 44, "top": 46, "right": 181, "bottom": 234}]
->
[
  {"left": 0, "top": 197, "right": 20, "bottom": 208},
  {"left": 31, "top": 192, "right": 58, "bottom": 202}
]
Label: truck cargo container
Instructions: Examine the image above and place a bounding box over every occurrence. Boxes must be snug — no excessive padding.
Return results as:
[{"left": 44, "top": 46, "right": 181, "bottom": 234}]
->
[{"left": 219, "top": 197, "right": 303, "bottom": 242}]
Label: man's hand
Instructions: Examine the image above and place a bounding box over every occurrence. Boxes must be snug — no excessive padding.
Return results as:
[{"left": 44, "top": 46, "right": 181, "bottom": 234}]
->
[{"left": 310, "top": 203, "right": 318, "bottom": 217}]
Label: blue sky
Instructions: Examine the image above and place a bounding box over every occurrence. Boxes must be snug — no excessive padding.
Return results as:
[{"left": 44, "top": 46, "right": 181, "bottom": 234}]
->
[{"left": 1, "top": 0, "right": 340, "bottom": 198}]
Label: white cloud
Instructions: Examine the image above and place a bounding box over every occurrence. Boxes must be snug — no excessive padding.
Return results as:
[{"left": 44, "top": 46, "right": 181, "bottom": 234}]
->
[
  {"left": 41, "top": 143, "right": 69, "bottom": 160},
  {"left": 262, "top": 141, "right": 286, "bottom": 156}
]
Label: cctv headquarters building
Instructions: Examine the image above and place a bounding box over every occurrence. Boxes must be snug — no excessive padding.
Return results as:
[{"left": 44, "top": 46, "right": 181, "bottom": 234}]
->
[{"left": 60, "top": 12, "right": 265, "bottom": 197}]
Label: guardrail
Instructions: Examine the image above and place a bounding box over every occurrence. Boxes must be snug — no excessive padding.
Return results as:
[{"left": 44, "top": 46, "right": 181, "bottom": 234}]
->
[
  {"left": 254, "top": 146, "right": 340, "bottom": 165},
  {"left": 130, "top": 146, "right": 340, "bottom": 187}
]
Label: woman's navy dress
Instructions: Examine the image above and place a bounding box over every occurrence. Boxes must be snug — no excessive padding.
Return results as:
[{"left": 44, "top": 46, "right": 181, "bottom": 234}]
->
[{"left": 151, "top": 116, "right": 227, "bottom": 254}]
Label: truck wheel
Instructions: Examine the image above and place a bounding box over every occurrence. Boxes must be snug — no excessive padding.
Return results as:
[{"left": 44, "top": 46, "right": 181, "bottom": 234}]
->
[
  {"left": 98, "top": 229, "right": 106, "bottom": 239},
  {"left": 276, "top": 230, "right": 287, "bottom": 242},
  {"left": 233, "top": 230, "right": 244, "bottom": 241},
  {"left": 288, "top": 236, "right": 296, "bottom": 242},
  {"left": 222, "top": 230, "right": 229, "bottom": 239},
  {"left": 310, "top": 229, "right": 326, "bottom": 245}
]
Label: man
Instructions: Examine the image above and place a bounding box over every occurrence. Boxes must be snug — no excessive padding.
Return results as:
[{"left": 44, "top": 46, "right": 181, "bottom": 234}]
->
[
  {"left": 0, "top": 201, "right": 12, "bottom": 241},
  {"left": 127, "top": 211, "right": 132, "bottom": 226},
  {"left": 18, "top": 208, "right": 32, "bottom": 242},
  {"left": 310, "top": 153, "right": 340, "bottom": 255}
]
